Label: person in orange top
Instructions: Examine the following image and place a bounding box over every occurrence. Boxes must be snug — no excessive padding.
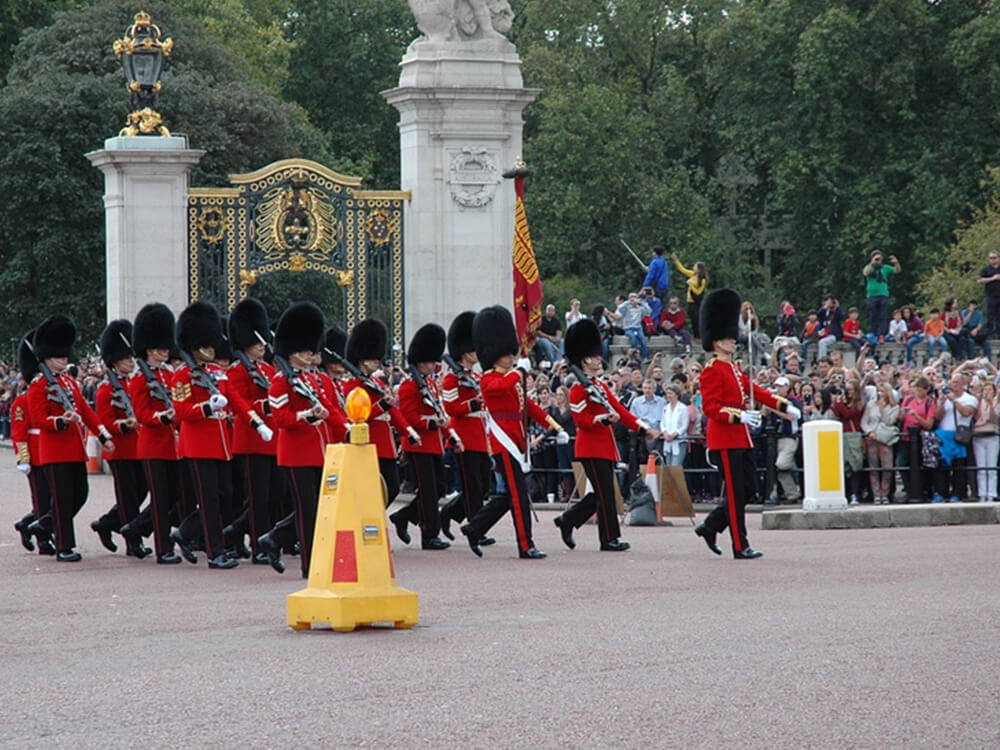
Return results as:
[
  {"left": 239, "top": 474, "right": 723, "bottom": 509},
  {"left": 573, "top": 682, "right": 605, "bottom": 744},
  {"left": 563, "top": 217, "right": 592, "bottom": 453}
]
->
[
  {"left": 25, "top": 315, "right": 115, "bottom": 562},
  {"left": 923, "top": 308, "right": 946, "bottom": 358},
  {"left": 694, "top": 290, "right": 799, "bottom": 559}
]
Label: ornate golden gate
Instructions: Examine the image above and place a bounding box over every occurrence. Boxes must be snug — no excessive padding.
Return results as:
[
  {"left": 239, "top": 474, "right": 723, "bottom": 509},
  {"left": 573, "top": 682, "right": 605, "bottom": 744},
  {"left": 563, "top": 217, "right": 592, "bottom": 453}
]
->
[{"left": 187, "top": 159, "right": 408, "bottom": 352}]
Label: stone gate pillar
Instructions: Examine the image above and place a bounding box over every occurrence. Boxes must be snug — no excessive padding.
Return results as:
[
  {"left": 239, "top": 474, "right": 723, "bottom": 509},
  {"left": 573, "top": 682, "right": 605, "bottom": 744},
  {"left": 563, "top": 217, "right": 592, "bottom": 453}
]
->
[
  {"left": 383, "top": 25, "right": 538, "bottom": 337},
  {"left": 86, "top": 136, "right": 204, "bottom": 321}
]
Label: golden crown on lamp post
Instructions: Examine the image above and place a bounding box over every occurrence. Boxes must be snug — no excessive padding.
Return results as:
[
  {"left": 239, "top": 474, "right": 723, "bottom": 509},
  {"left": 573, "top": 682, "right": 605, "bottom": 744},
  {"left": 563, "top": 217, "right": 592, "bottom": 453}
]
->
[{"left": 113, "top": 11, "right": 173, "bottom": 137}]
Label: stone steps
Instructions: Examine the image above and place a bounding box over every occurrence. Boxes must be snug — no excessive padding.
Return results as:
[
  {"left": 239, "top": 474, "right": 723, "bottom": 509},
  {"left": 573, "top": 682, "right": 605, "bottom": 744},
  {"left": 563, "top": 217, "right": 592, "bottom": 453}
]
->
[{"left": 761, "top": 502, "right": 1000, "bottom": 530}]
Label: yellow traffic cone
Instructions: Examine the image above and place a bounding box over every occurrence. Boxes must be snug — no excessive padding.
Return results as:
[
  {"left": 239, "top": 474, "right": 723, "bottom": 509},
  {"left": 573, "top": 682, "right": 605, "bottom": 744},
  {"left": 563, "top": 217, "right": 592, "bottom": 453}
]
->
[{"left": 287, "top": 388, "right": 419, "bottom": 632}]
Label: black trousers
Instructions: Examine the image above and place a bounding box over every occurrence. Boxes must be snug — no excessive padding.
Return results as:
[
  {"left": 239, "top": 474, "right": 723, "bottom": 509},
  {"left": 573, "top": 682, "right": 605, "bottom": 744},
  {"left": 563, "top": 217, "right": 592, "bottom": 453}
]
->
[
  {"left": 95, "top": 460, "right": 148, "bottom": 532},
  {"left": 443, "top": 450, "right": 491, "bottom": 525},
  {"left": 934, "top": 457, "right": 968, "bottom": 499},
  {"left": 465, "top": 452, "right": 534, "bottom": 553},
  {"left": 561, "top": 457, "right": 622, "bottom": 545},
  {"left": 396, "top": 452, "right": 444, "bottom": 541},
  {"left": 142, "top": 459, "right": 183, "bottom": 557},
  {"left": 235, "top": 453, "right": 281, "bottom": 555},
  {"left": 270, "top": 466, "right": 322, "bottom": 576},
  {"left": 178, "top": 458, "right": 232, "bottom": 560},
  {"left": 379, "top": 457, "right": 401, "bottom": 507},
  {"left": 21, "top": 463, "right": 53, "bottom": 530},
  {"left": 704, "top": 448, "right": 755, "bottom": 553},
  {"left": 46, "top": 462, "right": 89, "bottom": 552}
]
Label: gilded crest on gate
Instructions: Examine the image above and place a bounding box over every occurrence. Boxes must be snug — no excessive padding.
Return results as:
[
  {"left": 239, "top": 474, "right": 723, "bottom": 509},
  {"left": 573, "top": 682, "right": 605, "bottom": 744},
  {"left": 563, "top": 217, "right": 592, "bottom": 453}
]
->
[{"left": 253, "top": 170, "right": 342, "bottom": 262}]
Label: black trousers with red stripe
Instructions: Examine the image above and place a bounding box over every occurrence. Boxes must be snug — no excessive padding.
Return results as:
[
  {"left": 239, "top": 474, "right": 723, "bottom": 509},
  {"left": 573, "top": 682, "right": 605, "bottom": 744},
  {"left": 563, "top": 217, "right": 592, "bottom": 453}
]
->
[
  {"left": 705, "top": 448, "right": 756, "bottom": 553},
  {"left": 270, "top": 466, "right": 322, "bottom": 576},
  {"left": 561, "top": 457, "right": 621, "bottom": 545},
  {"left": 178, "top": 457, "right": 231, "bottom": 560},
  {"left": 20, "top": 463, "right": 53, "bottom": 530},
  {"left": 139, "top": 459, "right": 183, "bottom": 557},
  {"left": 395, "top": 452, "right": 444, "bottom": 541},
  {"left": 234, "top": 453, "right": 282, "bottom": 555},
  {"left": 46, "top": 462, "right": 89, "bottom": 552},
  {"left": 443, "top": 450, "right": 491, "bottom": 525},
  {"left": 94, "top": 460, "right": 148, "bottom": 532},
  {"left": 465, "top": 452, "right": 534, "bottom": 553},
  {"left": 379, "top": 457, "right": 401, "bottom": 507}
]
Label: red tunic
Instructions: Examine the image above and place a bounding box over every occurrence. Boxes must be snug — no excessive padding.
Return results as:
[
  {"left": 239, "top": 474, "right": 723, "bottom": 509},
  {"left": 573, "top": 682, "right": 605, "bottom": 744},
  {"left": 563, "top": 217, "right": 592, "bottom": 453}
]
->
[
  {"left": 442, "top": 370, "right": 490, "bottom": 454},
  {"left": 480, "top": 368, "right": 551, "bottom": 456},
  {"left": 26, "top": 373, "right": 105, "bottom": 464},
  {"left": 226, "top": 359, "right": 277, "bottom": 456},
  {"left": 268, "top": 370, "right": 336, "bottom": 467},
  {"left": 11, "top": 393, "right": 37, "bottom": 466},
  {"left": 341, "top": 375, "right": 411, "bottom": 459},
  {"left": 569, "top": 380, "right": 641, "bottom": 461},
  {"left": 171, "top": 363, "right": 233, "bottom": 461},
  {"left": 130, "top": 364, "right": 178, "bottom": 461},
  {"left": 398, "top": 377, "right": 445, "bottom": 455},
  {"left": 699, "top": 356, "right": 783, "bottom": 451},
  {"left": 96, "top": 378, "right": 139, "bottom": 461}
]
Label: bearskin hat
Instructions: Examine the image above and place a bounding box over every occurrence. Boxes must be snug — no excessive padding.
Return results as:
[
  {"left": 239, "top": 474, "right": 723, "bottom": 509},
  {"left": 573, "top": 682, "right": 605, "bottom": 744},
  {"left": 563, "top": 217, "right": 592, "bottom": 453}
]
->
[
  {"left": 472, "top": 306, "right": 519, "bottom": 371},
  {"left": 99, "top": 320, "right": 134, "bottom": 368},
  {"left": 346, "top": 318, "right": 387, "bottom": 365},
  {"left": 564, "top": 319, "right": 603, "bottom": 366},
  {"left": 273, "top": 302, "right": 324, "bottom": 359},
  {"left": 133, "top": 303, "right": 176, "bottom": 357},
  {"left": 447, "top": 311, "right": 476, "bottom": 360},
  {"left": 407, "top": 323, "right": 446, "bottom": 365},
  {"left": 176, "top": 301, "right": 224, "bottom": 354},
  {"left": 321, "top": 325, "right": 348, "bottom": 365},
  {"left": 32, "top": 315, "right": 76, "bottom": 360},
  {"left": 700, "top": 288, "right": 742, "bottom": 352},
  {"left": 18, "top": 331, "right": 38, "bottom": 382},
  {"left": 228, "top": 298, "right": 270, "bottom": 351}
]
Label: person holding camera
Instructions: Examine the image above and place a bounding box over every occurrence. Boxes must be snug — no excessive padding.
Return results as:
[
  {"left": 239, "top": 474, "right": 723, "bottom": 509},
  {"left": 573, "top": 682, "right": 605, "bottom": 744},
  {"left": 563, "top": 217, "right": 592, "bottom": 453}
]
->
[{"left": 863, "top": 250, "right": 901, "bottom": 343}]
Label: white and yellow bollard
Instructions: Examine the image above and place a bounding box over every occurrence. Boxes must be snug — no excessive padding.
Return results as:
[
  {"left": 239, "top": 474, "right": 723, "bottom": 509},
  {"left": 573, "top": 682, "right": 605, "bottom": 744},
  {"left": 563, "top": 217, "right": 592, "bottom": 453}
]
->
[
  {"left": 801, "top": 419, "right": 847, "bottom": 510},
  {"left": 287, "top": 388, "right": 419, "bottom": 632}
]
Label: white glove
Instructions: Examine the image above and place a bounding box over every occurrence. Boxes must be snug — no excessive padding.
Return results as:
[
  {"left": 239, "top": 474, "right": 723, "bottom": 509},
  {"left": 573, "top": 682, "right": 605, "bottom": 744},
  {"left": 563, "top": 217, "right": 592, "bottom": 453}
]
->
[
  {"left": 256, "top": 423, "right": 274, "bottom": 442},
  {"left": 209, "top": 393, "right": 228, "bottom": 411},
  {"left": 740, "top": 410, "right": 762, "bottom": 429},
  {"left": 516, "top": 357, "right": 532, "bottom": 372},
  {"left": 555, "top": 430, "right": 570, "bottom": 445},
  {"left": 786, "top": 405, "right": 802, "bottom": 421},
  {"left": 16, "top": 463, "right": 30, "bottom": 475}
]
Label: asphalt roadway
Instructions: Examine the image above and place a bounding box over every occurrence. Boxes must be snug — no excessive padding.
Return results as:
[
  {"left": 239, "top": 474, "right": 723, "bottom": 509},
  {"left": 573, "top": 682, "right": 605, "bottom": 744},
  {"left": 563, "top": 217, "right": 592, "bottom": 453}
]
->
[{"left": 1, "top": 467, "right": 999, "bottom": 749}]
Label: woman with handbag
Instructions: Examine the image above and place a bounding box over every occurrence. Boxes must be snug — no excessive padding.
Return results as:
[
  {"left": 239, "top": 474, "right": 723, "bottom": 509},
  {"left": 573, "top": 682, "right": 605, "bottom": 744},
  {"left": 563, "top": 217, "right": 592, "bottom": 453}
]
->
[
  {"left": 970, "top": 380, "right": 999, "bottom": 502},
  {"left": 898, "top": 376, "right": 937, "bottom": 502},
  {"left": 861, "top": 382, "right": 900, "bottom": 505}
]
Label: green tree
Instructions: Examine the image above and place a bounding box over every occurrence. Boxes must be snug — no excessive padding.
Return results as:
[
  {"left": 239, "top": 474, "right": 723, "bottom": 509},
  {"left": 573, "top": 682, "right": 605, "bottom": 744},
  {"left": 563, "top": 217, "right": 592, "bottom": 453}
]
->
[{"left": 0, "top": 0, "right": 330, "bottom": 346}]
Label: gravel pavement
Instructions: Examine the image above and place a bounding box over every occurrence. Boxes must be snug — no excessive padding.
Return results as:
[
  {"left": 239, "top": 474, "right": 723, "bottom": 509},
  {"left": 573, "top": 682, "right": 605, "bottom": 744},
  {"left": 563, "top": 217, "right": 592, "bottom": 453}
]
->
[{"left": 1, "top": 467, "right": 998, "bottom": 749}]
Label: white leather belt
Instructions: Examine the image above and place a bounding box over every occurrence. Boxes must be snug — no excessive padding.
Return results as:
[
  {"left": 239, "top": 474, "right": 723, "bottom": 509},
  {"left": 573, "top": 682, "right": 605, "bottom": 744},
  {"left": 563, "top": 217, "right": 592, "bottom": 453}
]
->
[
  {"left": 373, "top": 413, "right": 391, "bottom": 422},
  {"left": 28, "top": 428, "right": 41, "bottom": 435}
]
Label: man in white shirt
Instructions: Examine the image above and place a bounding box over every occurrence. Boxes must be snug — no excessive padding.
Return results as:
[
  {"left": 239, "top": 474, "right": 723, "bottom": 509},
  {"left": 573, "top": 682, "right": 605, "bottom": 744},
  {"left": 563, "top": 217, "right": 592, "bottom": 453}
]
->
[
  {"left": 933, "top": 373, "right": 977, "bottom": 503},
  {"left": 629, "top": 379, "right": 664, "bottom": 457}
]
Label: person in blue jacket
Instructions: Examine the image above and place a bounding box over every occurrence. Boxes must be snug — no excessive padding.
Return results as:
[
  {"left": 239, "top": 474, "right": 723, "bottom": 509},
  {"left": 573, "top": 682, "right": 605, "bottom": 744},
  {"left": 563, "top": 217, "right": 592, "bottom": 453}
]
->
[{"left": 644, "top": 245, "right": 669, "bottom": 304}]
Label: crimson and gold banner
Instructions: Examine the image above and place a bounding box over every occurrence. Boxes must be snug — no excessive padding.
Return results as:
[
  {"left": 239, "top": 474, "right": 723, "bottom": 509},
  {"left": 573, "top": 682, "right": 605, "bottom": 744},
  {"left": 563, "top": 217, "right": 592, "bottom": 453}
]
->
[{"left": 511, "top": 174, "right": 542, "bottom": 356}]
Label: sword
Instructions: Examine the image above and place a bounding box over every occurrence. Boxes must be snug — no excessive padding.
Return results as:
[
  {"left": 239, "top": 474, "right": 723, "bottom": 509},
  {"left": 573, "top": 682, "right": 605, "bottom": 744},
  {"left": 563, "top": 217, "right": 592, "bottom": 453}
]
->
[{"left": 617, "top": 234, "right": 647, "bottom": 271}]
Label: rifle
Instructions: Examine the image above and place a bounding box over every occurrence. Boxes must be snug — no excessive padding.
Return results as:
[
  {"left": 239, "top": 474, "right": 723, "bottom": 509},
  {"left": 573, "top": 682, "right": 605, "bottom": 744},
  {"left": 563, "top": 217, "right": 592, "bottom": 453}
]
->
[
  {"left": 178, "top": 350, "right": 222, "bottom": 398},
  {"left": 330, "top": 352, "right": 390, "bottom": 401},
  {"left": 569, "top": 363, "right": 613, "bottom": 415},
  {"left": 136, "top": 358, "right": 173, "bottom": 409},
  {"left": 234, "top": 349, "right": 270, "bottom": 391},
  {"left": 408, "top": 364, "right": 459, "bottom": 447},
  {"left": 38, "top": 360, "right": 76, "bottom": 413},
  {"left": 272, "top": 354, "right": 320, "bottom": 408},
  {"left": 107, "top": 369, "right": 136, "bottom": 420},
  {"left": 442, "top": 353, "right": 480, "bottom": 394}
]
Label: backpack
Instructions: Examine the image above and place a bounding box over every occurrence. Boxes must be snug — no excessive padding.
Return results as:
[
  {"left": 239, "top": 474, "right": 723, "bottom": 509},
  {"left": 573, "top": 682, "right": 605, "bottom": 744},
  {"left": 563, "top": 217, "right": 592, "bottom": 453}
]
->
[{"left": 626, "top": 477, "right": 658, "bottom": 526}]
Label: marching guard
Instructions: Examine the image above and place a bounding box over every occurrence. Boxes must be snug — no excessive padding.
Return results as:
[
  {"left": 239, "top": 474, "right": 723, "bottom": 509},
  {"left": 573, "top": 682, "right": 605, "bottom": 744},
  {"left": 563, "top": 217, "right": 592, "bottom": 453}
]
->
[
  {"left": 25, "top": 315, "right": 115, "bottom": 562},
  {"left": 695, "top": 289, "right": 800, "bottom": 559},
  {"left": 554, "top": 318, "right": 650, "bottom": 551},
  {"left": 459, "top": 306, "right": 569, "bottom": 559},
  {"left": 392, "top": 323, "right": 457, "bottom": 550},
  {"left": 257, "top": 302, "right": 345, "bottom": 577},
  {"left": 440, "top": 311, "right": 495, "bottom": 547},
  {"left": 224, "top": 298, "right": 278, "bottom": 564},
  {"left": 90, "top": 319, "right": 151, "bottom": 558},
  {"left": 12, "top": 332, "right": 55, "bottom": 556},
  {"left": 171, "top": 301, "right": 238, "bottom": 569},
  {"left": 342, "top": 318, "right": 419, "bottom": 507}
]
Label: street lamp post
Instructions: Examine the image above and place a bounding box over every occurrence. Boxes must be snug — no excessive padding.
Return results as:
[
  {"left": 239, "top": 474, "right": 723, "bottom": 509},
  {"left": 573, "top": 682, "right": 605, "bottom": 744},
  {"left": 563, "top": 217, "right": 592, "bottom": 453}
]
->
[{"left": 113, "top": 11, "right": 173, "bottom": 137}]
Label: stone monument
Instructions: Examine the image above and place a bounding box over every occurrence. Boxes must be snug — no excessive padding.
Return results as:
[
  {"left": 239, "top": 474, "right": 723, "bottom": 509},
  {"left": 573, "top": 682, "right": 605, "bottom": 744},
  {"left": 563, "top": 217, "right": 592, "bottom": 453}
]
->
[
  {"left": 86, "top": 12, "right": 200, "bottom": 321},
  {"left": 385, "top": 0, "right": 538, "bottom": 336}
]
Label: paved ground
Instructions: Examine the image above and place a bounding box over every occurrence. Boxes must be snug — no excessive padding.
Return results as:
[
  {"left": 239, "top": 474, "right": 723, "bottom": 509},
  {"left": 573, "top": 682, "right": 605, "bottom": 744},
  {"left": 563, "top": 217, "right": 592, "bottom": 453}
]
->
[{"left": 1, "top": 466, "right": 999, "bottom": 749}]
